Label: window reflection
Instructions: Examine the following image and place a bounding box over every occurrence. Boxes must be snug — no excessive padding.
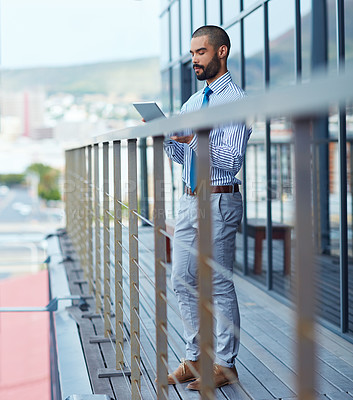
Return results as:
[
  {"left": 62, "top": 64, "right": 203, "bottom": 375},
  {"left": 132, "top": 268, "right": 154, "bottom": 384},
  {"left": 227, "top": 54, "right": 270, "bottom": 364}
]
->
[
  {"left": 269, "top": 0, "right": 295, "bottom": 87},
  {"left": 192, "top": 0, "right": 205, "bottom": 30},
  {"left": 161, "top": 69, "right": 171, "bottom": 113},
  {"left": 171, "top": 1, "right": 180, "bottom": 61},
  {"left": 301, "top": 0, "right": 312, "bottom": 81},
  {"left": 227, "top": 23, "right": 241, "bottom": 85},
  {"left": 161, "top": 11, "right": 170, "bottom": 66},
  {"left": 345, "top": 0, "right": 353, "bottom": 69},
  {"left": 206, "top": 0, "right": 221, "bottom": 25},
  {"left": 181, "top": 0, "right": 192, "bottom": 55},
  {"left": 244, "top": 7, "right": 264, "bottom": 92},
  {"left": 222, "top": 0, "right": 240, "bottom": 24},
  {"left": 327, "top": 0, "right": 338, "bottom": 73},
  {"left": 243, "top": 0, "right": 257, "bottom": 11},
  {"left": 172, "top": 65, "right": 181, "bottom": 114}
]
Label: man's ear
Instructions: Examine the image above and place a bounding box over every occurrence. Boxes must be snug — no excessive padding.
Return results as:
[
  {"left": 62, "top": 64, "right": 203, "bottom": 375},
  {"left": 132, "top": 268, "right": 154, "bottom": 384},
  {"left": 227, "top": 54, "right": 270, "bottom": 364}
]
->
[{"left": 218, "top": 45, "right": 228, "bottom": 59}]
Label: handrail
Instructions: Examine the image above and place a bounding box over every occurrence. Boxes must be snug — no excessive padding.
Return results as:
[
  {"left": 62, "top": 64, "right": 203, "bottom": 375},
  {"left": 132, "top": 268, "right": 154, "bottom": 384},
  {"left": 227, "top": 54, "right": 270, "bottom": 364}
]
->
[
  {"left": 67, "top": 67, "right": 353, "bottom": 149},
  {"left": 64, "top": 66, "right": 353, "bottom": 400}
]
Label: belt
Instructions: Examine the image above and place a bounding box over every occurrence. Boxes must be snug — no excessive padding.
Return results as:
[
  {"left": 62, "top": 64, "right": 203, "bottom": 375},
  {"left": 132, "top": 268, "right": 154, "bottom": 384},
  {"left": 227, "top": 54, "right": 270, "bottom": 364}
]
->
[{"left": 185, "top": 184, "right": 239, "bottom": 196}]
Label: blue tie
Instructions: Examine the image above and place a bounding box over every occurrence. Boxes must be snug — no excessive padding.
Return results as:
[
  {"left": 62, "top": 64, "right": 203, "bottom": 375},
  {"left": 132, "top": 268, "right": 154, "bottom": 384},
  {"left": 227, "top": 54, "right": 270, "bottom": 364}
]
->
[{"left": 189, "top": 86, "right": 213, "bottom": 192}]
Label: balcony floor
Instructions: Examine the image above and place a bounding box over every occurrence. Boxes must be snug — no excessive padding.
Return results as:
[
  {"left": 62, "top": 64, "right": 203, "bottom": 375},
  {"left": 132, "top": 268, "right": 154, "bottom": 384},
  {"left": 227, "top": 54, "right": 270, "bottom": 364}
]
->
[
  {"left": 234, "top": 233, "right": 353, "bottom": 335},
  {"left": 59, "top": 227, "right": 353, "bottom": 400}
]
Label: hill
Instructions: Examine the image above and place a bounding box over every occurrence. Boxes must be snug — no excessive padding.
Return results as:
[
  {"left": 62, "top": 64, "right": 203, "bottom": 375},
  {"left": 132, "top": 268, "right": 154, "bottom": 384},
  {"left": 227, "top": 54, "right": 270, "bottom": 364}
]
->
[{"left": 1, "top": 57, "right": 161, "bottom": 98}]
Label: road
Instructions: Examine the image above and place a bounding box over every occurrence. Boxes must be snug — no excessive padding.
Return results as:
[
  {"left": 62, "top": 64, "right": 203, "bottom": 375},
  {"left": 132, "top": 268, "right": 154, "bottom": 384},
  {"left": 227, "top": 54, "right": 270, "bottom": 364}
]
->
[{"left": 0, "top": 185, "right": 64, "bottom": 279}]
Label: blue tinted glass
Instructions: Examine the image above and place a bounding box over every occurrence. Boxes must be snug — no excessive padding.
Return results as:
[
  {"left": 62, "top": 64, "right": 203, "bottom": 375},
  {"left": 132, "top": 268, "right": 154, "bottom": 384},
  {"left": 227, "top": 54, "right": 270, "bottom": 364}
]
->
[
  {"left": 192, "top": 0, "right": 205, "bottom": 31},
  {"left": 244, "top": 7, "right": 264, "bottom": 92},
  {"left": 227, "top": 23, "right": 241, "bottom": 85},
  {"left": 243, "top": 0, "right": 257, "bottom": 11},
  {"left": 222, "top": 0, "right": 240, "bottom": 24},
  {"left": 161, "top": 11, "right": 170, "bottom": 66},
  {"left": 181, "top": 0, "right": 192, "bottom": 55},
  {"left": 345, "top": 0, "right": 353, "bottom": 69},
  {"left": 161, "top": 69, "right": 171, "bottom": 113},
  {"left": 301, "top": 0, "right": 312, "bottom": 81},
  {"left": 206, "top": 0, "right": 221, "bottom": 25},
  {"left": 269, "top": 0, "right": 295, "bottom": 87},
  {"left": 171, "top": 1, "right": 180, "bottom": 60},
  {"left": 327, "top": 0, "right": 338, "bottom": 74},
  {"left": 172, "top": 65, "right": 181, "bottom": 114}
]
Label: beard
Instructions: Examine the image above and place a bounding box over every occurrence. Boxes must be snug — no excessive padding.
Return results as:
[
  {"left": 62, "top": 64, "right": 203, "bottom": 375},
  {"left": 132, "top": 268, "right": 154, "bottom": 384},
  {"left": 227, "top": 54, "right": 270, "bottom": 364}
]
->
[{"left": 194, "top": 52, "right": 221, "bottom": 81}]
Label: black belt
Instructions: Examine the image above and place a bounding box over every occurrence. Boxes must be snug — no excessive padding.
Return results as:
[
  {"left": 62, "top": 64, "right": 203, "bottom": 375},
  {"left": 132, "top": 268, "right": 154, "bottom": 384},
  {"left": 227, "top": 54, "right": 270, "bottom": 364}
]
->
[{"left": 185, "top": 184, "right": 239, "bottom": 196}]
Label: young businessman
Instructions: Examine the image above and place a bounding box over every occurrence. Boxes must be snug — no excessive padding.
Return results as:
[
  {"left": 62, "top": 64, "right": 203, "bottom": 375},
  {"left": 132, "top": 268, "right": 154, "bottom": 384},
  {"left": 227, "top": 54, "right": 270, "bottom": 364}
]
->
[{"left": 164, "top": 25, "right": 251, "bottom": 390}]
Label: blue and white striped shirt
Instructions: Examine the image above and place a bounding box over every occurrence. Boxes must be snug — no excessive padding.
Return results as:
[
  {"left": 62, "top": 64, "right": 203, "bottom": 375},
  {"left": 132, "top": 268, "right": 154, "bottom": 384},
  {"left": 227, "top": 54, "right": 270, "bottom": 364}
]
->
[{"left": 164, "top": 71, "right": 251, "bottom": 186}]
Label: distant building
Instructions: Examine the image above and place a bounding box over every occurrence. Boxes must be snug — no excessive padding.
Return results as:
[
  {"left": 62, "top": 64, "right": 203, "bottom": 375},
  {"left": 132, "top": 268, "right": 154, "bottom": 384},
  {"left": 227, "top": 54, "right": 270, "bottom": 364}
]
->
[{"left": 0, "top": 90, "right": 45, "bottom": 139}]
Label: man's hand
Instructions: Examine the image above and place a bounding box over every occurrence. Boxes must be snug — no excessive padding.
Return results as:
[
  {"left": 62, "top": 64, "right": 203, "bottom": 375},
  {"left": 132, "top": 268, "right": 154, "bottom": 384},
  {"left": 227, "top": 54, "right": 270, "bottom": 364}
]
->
[{"left": 170, "top": 134, "right": 194, "bottom": 144}]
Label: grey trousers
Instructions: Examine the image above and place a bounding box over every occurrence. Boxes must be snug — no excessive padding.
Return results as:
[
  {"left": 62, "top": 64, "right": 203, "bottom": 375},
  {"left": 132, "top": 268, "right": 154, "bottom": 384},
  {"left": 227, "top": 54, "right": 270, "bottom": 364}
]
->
[{"left": 171, "top": 191, "right": 243, "bottom": 368}]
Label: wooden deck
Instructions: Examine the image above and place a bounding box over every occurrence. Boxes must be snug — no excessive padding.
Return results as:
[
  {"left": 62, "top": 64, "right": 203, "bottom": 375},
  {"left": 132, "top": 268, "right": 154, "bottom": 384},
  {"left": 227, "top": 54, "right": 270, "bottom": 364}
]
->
[
  {"left": 235, "top": 233, "right": 353, "bottom": 335},
  {"left": 59, "top": 227, "right": 353, "bottom": 399}
]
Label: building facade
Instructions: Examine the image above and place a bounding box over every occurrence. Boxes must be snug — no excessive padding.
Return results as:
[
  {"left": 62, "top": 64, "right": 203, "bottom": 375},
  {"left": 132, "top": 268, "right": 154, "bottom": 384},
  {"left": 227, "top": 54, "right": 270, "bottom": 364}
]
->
[{"left": 160, "top": 0, "right": 353, "bottom": 336}]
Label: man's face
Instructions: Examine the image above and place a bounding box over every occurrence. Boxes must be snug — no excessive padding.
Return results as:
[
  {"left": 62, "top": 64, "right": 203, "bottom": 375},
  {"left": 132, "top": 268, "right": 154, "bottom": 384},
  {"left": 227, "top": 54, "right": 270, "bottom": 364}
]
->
[{"left": 190, "top": 35, "right": 221, "bottom": 81}]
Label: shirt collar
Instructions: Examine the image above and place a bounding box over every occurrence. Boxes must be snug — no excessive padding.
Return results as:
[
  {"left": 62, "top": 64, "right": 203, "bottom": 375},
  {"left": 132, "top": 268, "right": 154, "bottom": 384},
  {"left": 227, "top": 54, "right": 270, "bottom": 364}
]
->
[{"left": 203, "top": 71, "right": 232, "bottom": 95}]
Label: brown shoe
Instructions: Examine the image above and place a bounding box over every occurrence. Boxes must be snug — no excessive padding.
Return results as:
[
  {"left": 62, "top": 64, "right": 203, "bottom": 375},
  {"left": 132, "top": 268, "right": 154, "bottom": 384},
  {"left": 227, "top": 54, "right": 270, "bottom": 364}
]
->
[
  {"left": 167, "top": 359, "right": 199, "bottom": 385},
  {"left": 186, "top": 364, "right": 238, "bottom": 391}
]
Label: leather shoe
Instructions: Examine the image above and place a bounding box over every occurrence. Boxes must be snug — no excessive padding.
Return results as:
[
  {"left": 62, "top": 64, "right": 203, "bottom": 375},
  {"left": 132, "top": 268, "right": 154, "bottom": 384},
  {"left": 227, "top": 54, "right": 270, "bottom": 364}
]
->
[
  {"left": 167, "top": 359, "right": 199, "bottom": 385},
  {"left": 186, "top": 364, "right": 238, "bottom": 391}
]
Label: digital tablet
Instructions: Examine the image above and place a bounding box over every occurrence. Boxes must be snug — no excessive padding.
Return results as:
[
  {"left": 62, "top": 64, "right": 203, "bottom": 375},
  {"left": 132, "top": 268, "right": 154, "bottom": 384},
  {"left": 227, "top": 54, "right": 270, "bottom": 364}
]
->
[{"left": 133, "top": 101, "right": 166, "bottom": 122}]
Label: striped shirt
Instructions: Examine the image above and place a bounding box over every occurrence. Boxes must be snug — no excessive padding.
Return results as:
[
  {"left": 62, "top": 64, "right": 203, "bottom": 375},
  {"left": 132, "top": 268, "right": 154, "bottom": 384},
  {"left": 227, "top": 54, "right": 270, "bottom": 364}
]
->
[{"left": 164, "top": 71, "right": 251, "bottom": 186}]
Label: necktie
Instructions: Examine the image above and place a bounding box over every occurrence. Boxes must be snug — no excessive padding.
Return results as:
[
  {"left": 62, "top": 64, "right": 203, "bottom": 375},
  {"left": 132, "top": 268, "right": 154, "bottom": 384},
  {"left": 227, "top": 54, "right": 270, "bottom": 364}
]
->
[{"left": 189, "top": 86, "right": 213, "bottom": 192}]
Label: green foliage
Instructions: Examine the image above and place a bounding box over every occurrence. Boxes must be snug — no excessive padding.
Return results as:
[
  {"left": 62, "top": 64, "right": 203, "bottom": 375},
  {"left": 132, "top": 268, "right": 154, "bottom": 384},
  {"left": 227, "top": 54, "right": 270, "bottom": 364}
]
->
[
  {"left": 26, "top": 163, "right": 61, "bottom": 202},
  {"left": 0, "top": 173, "right": 25, "bottom": 186}
]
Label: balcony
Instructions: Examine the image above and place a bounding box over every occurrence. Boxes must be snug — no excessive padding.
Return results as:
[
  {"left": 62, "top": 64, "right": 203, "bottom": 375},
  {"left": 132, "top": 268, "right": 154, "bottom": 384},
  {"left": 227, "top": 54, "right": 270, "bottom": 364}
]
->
[{"left": 37, "top": 67, "right": 353, "bottom": 400}]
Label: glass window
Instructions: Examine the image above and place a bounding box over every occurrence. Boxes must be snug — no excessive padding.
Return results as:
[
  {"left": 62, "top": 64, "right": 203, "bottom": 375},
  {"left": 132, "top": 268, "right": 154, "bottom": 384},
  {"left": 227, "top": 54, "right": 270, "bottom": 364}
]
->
[
  {"left": 161, "top": 11, "right": 170, "bottom": 66},
  {"left": 181, "top": 0, "right": 192, "bottom": 55},
  {"left": 244, "top": 7, "right": 264, "bottom": 92},
  {"left": 301, "top": 0, "right": 312, "bottom": 81},
  {"left": 171, "top": 1, "right": 180, "bottom": 61},
  {"left": 227, "top": 23, "right": 241, "bottom": 85},
  {"left": 222, "top": 0, "right": 240, "bottom": 24},
  {"left": 161, "top": 69, "right": 171, "bottom": 113},
  {"left": 327, "top": 0, "right": 338, "bottom": 74},
  {"left": 243, "top": 0, "right": 257, "bottom": 11},
  {"left": 245, "top": 120, "right": 267, "bottom": 220},
  {"left": 172, "top": 65, "right": 182, "bottom": 114},
  {"left": 206, "top": 0, "right": 221, "bottom": 26},
  {"left": 192, "top": 0, "right": 205, "bottom": 31},
  {"left": 345, "top": 0, "right": 353, "bottom": 70},
  {"left": 161, "top": 0, "right": 171, "bottom": 10},
  {"left": 269, "top": 0, "right": 295, "bottom": 87}
]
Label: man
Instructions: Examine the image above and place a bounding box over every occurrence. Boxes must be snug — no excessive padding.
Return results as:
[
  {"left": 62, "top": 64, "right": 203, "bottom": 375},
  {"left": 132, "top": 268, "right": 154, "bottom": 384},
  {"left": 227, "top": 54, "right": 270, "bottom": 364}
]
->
[{"left": 164, "top": 25, "right": 251, "bottom": 390}]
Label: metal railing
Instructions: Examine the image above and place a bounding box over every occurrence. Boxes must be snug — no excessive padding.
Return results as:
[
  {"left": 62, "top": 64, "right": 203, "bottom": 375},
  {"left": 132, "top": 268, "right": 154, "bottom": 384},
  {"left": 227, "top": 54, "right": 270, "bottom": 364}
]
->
[{"left": 64, "top": 67, "right": 353, "bottom": 400}]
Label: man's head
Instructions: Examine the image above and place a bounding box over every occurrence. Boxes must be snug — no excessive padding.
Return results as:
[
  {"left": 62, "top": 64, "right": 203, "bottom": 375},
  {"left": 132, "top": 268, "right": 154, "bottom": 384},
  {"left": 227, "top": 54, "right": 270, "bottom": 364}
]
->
[{"left": 190, "top": 25, "right": 230, "bottom": 83}]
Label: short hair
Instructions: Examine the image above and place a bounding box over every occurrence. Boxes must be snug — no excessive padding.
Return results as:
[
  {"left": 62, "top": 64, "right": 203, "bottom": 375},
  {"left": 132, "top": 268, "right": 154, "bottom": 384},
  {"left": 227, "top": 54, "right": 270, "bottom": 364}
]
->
[{"left": 192, "top": 25, "right": 231, "bottom": 58}]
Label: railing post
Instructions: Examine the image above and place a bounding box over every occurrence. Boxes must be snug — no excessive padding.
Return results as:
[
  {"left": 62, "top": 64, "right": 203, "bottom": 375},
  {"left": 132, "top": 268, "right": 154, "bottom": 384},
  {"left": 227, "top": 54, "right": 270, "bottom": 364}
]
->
[
  {"left": 65, "top": 150, "right": 71, "bottom": 238},
  {"left": 94, "top": 143, "right": 102, "bottom": 314},
  {"left": 128, "top": 139, "right": 141, "bottom": 399},
  {"left": 114, "top": 140, "right": 124, "bottom": 368},
  {"left": 80, "top": 148, "right": 85, "bottom": 271},
  {"left": 87, "top": 145, "right": 94, "bottom": 294},
  {"left": 103, "top": 142, "right": 111, "bottom": 336},
  {"left": 74, "top": 149, "right": 80, "bottom": 256},
  {"left": 82, "top": 147, "right": 88, "bottom": 281},
  {"left": 153, "top": 136, "right": 168, "bottom": 399},
  {"left": 293, "top": 118, "right": 316, "bottom": 400},
  {"left": 197, "top": 129, "right": 215, "bottom": 400}
]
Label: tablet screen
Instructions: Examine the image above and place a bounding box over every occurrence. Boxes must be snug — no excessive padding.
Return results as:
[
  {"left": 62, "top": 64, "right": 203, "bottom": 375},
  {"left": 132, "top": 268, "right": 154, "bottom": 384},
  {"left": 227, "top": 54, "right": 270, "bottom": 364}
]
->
[{"left": 133, "top": 102, "right": 166, "bottom": 122}]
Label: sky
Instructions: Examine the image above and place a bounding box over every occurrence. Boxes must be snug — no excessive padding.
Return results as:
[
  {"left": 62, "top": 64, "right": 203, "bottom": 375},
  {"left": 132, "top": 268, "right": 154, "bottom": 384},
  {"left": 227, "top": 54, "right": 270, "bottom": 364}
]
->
[{"left": 0, "top": 0, "right": 161, "bottom": 69}]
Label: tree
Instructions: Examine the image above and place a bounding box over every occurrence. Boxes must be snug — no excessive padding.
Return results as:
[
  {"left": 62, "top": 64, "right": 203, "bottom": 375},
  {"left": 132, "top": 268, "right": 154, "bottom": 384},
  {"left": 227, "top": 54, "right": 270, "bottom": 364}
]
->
[{"left": 26, "top": 163, "right": 61, "bottom": 202}]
